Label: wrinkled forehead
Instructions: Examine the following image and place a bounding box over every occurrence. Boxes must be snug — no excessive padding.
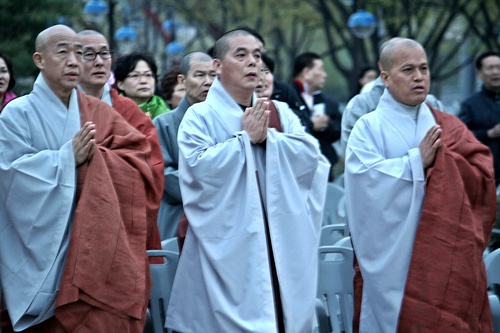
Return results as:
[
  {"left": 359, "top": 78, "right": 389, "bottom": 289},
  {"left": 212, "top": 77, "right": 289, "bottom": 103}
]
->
[
  {"left": 80, "top": 34, "right": 108, "bottom": 49},
  {"left": 48, "top": 34, "right": 82, "bottom": 50}
]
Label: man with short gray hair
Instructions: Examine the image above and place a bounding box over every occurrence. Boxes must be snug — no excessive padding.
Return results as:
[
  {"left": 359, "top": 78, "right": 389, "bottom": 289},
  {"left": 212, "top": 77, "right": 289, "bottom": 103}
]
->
[{"left": 153, "top": 51, "right": 216, "bottom": 241}]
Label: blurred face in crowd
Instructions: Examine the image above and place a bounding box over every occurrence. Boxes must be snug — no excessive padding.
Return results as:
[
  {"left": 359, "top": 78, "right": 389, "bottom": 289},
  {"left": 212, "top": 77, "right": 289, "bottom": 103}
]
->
[
  {"left": 304, "top": 59, "right": 327, "bottom": 92},
  {"left": 167, "top": 83, "right": 186, "bottom": 109},
  {"left": 79, "top": 33, "right": 112, "bottom": 97},
  {"left": 359, "top": 69, "right": 378, "bottom": 87},
  {"left": 33, "top": 25, "right": 83, "bottom": 104},
  {"left": 381, "top": 42, "right": 430, "bottom": 106},
  {"left": 255, "top": 66, "right": 273, "bottom": 99},
  {"left": 117, "top": 60, "right": 155, "bottom": 104},
  {"left": 478, "top": 55, "right": 500, "bottom": 93},
  {"left": 0, "top": 58, "right": 10, "bottom": 97},
  {"left": 181, "top": 59, "right": 216, "bottom": 105}
]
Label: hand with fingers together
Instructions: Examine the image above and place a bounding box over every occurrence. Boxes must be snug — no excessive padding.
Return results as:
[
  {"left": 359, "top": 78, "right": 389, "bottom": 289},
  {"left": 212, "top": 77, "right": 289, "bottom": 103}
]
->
[
  {"left": 73, "top": 121, "right": 96, "bottom": 166},
  {"left": 242, "top": 98, "right": 270, "bottom": 144},
  {"left": 419, "top": 124, "right": 442, "bottom": 169}
]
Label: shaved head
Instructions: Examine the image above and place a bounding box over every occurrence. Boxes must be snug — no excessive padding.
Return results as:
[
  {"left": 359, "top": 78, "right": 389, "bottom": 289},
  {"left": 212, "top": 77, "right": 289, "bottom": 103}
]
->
[
  {"left": 179, "top": 51, "right": 213, "bottom": 76},
  {"left": 213, "top": 29, "right": 256, "bottom": 60},
  {"left": 380, "top": 38, "right": 424, "bottom": 71},
  {"left": 35, "top": 24, "right": 78, "bottom": 53}
]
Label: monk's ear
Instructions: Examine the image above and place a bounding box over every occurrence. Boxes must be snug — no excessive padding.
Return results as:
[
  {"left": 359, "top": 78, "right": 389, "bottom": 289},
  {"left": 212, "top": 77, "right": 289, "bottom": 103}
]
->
[
  {"left": 33, "top": 52, "right": 44, "bottom": 70},
  {"left": 177, "top": 74, "right": 185, "bottom": 85},
  {"left": 380, "top": 70, "right": 389, "bottom": 87},
  {"left": 213, "top": 59, "right": 222, "bottom": 76}
]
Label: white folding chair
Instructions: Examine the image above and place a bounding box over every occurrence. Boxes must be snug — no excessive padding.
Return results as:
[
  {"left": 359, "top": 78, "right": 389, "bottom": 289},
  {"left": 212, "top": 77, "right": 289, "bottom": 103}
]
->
[
  {"left": 161, "top": 237, "right": 179, "bottom": 254},
  {"left": 317, "top": 245, "right": 354, "bottom": 333},
  {"left": 143, "top": 250, "right": 179, "bottom": 333},
  {"left": 334, "top": 236, "right": 352, "bottom": 249},
  {"left": 320, "top": 224, "right": 347, "bottom": 247}
]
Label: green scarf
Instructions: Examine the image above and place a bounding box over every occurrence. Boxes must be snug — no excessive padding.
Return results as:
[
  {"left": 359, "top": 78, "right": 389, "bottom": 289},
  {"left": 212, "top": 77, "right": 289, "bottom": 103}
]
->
[{"left": 138, "top": 94, "right": 171, "bottom": 119}]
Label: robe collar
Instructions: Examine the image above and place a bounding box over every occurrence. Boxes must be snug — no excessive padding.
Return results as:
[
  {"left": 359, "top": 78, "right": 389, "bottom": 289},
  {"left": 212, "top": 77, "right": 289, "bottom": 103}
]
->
[
  {"left": 205, "top": 78, "right": 257, "bottom": 134},
  {"left": 377, "top": 89, "right": 436, "bottom": 148},
  {"left": 31, "top": 74, "right": 80, "bottom": 144}
]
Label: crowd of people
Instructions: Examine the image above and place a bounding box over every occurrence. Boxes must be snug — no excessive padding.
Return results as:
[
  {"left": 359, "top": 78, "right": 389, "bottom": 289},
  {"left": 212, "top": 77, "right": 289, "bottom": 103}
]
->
[{"left": 0, "top": 22, "right": 499, "bottom": 333}]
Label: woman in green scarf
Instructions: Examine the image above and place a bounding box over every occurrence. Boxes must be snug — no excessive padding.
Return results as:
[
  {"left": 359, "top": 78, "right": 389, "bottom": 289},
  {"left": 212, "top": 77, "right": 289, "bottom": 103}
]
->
[{"left": 114, "top": 52, "right": 170, "bottom": 119}]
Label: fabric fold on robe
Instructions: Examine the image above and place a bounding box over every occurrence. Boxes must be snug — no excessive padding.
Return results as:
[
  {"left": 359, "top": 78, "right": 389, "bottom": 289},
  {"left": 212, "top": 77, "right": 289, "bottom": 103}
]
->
[
  {"left": 53, "top": 91, "right": 156, "bottom": 332},
  {"left": 110, "top": 88, "right": 163, "bottom": 258}
]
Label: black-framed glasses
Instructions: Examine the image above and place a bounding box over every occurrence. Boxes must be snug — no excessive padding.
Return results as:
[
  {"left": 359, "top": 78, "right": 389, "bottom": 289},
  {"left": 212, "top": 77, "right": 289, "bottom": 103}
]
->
[{"left": 83, "top": 50, "right": 113, "bottom": 61}]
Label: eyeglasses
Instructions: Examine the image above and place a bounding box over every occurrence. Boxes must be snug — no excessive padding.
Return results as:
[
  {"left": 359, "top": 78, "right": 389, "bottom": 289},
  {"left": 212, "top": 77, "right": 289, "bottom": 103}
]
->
[
  {"left": 126, "top": 72, "right": 155, "bottom": 81},
  {"left": 83, "top": 50, "right": 113, "bottom": 61}
]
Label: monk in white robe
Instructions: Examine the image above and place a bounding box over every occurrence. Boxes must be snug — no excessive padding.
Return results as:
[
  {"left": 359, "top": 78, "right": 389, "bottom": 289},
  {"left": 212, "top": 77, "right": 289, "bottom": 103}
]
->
[
  {"left": 166, "top": 30, "right": 330, "bottom": 333},
  {"left": 345, "top": 38, "right": 495, "bottom": 332}
]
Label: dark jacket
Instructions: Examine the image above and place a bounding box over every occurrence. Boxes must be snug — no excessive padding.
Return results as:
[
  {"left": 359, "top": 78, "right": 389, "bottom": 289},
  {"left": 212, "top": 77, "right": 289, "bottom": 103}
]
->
[
  {"left": 458, "top": 85, "right": 500, "bottom": 185},
  {"left": 288, "top": 80, "right": 342, "bottom": 169}
]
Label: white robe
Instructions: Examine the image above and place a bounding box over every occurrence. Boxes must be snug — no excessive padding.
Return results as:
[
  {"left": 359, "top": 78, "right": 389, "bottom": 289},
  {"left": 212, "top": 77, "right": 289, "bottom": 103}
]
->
[
  {"left": 166, "top": 78, "right": 330, "bottom": 333},
  {"left": 344, "top": 89, "right": 436, "bottom": 333},
  {"left": 0, "top": 74, "right": 79, "bottom": 330}
]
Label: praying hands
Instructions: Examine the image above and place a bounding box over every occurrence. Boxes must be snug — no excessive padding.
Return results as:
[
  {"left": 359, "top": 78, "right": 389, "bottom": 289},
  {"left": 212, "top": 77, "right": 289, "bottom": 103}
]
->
[{"left": 242, "top": 98, "right": 270, "bottom": 144}]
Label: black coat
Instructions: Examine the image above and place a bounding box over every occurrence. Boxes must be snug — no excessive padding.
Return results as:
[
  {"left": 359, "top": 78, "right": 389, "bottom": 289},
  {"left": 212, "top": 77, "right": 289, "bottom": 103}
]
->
[{"left": 458, "top": 85, "right": 500, "bottom": 185}]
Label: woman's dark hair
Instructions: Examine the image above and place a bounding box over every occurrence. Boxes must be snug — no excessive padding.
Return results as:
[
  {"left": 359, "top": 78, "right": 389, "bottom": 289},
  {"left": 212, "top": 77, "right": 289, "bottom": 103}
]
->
[
  {"left": 161, "top": 66, "right": 181, "bottom": 102},
  {"left": 113, "top": 52, "right": 158, "bottom": 92},
  {"left": 0, "top": 53, "right": 16, "bottom": 91},
  {"left": 261, "top": 53, "right": 275, "bottom": 73}
]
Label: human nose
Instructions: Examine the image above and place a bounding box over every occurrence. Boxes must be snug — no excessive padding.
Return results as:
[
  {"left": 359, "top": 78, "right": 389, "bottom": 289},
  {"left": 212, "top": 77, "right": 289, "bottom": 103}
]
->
[
  {"left": 414, "top": 70, "right": 423, "bottom": 81},
  {"left": 67, "top": 51, "right": 80, "bottom": 66}
]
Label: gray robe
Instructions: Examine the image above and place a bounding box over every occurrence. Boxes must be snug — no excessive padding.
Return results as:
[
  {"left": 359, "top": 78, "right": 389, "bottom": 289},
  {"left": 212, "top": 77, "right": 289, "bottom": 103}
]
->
[
  {"left": 152, "top": 96, "right": 191, "bottom": 240},
  {"left": 0, "top": 74, "right": 79, "bottom": 330}
]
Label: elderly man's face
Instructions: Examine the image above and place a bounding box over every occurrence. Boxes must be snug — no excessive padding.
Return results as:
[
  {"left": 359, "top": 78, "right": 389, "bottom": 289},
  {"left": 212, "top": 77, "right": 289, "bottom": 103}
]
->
[
  {"left": 382, "top": 45, "right": 430, "bottom": 106},
  {"left": 36, "top": 27, "right": 83, "bottom": 100},
  {"left": 182, "top": 60, "right": 216, "bottom": 105}
]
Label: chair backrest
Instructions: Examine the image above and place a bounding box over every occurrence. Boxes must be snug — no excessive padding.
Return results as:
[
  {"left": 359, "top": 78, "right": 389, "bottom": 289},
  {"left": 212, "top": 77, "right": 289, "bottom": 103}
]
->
[
  {"left": 161, "top": 237, "right": 179, "bottom": 254},
  {"left": 485, "top": 248, "right": 500, "bottom": 286},
  {"left": 146, "top": 250, "right": 179, "bottom": 333},
  {"left": 489, "top": 294, "right": 500, "bottom": 333},
  {"left": 320, "top": 224, "right": 347, "bottom": 247},
  {"left": 335, "top": 236, "right": 352, "bottom": 249},
  {"left": 323, "top": 183, "right": 346, "bottom": 226},
  {"left": 317, "top": 245, "right": 354, "bottom": 333}
]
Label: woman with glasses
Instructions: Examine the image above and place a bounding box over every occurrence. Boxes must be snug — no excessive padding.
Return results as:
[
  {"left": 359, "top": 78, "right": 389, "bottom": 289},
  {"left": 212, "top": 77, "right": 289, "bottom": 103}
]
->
[
  {"left": 114, "top": 52, "right": 170, "bottom": 119},
  {"left": 0, "top": 53, "right": 16, "bottom": 112}
]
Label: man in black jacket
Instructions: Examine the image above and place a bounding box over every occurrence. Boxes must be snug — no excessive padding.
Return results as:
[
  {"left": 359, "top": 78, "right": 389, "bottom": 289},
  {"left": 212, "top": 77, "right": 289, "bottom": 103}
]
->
[{"left": 290, "top": 52, "right": 342, "bottom": 181}]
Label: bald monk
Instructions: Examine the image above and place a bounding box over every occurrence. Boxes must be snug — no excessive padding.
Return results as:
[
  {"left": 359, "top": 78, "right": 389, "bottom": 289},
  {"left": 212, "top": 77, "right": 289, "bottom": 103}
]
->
[
  {"left": 0, "top": 24, "right": 158, "bottom": 332},
  {"left": 345, "top": 37, "right": 495, "bottom": 332}
]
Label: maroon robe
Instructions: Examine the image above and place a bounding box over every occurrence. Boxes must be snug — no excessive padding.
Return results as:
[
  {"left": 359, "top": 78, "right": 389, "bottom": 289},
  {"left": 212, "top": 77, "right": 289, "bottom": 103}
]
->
[
  {"left": 110, "top": 89, "right": 164, "bottom": 260},
  {"left": 52, "top": 92, "right": 157, "bottom": 332}
]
